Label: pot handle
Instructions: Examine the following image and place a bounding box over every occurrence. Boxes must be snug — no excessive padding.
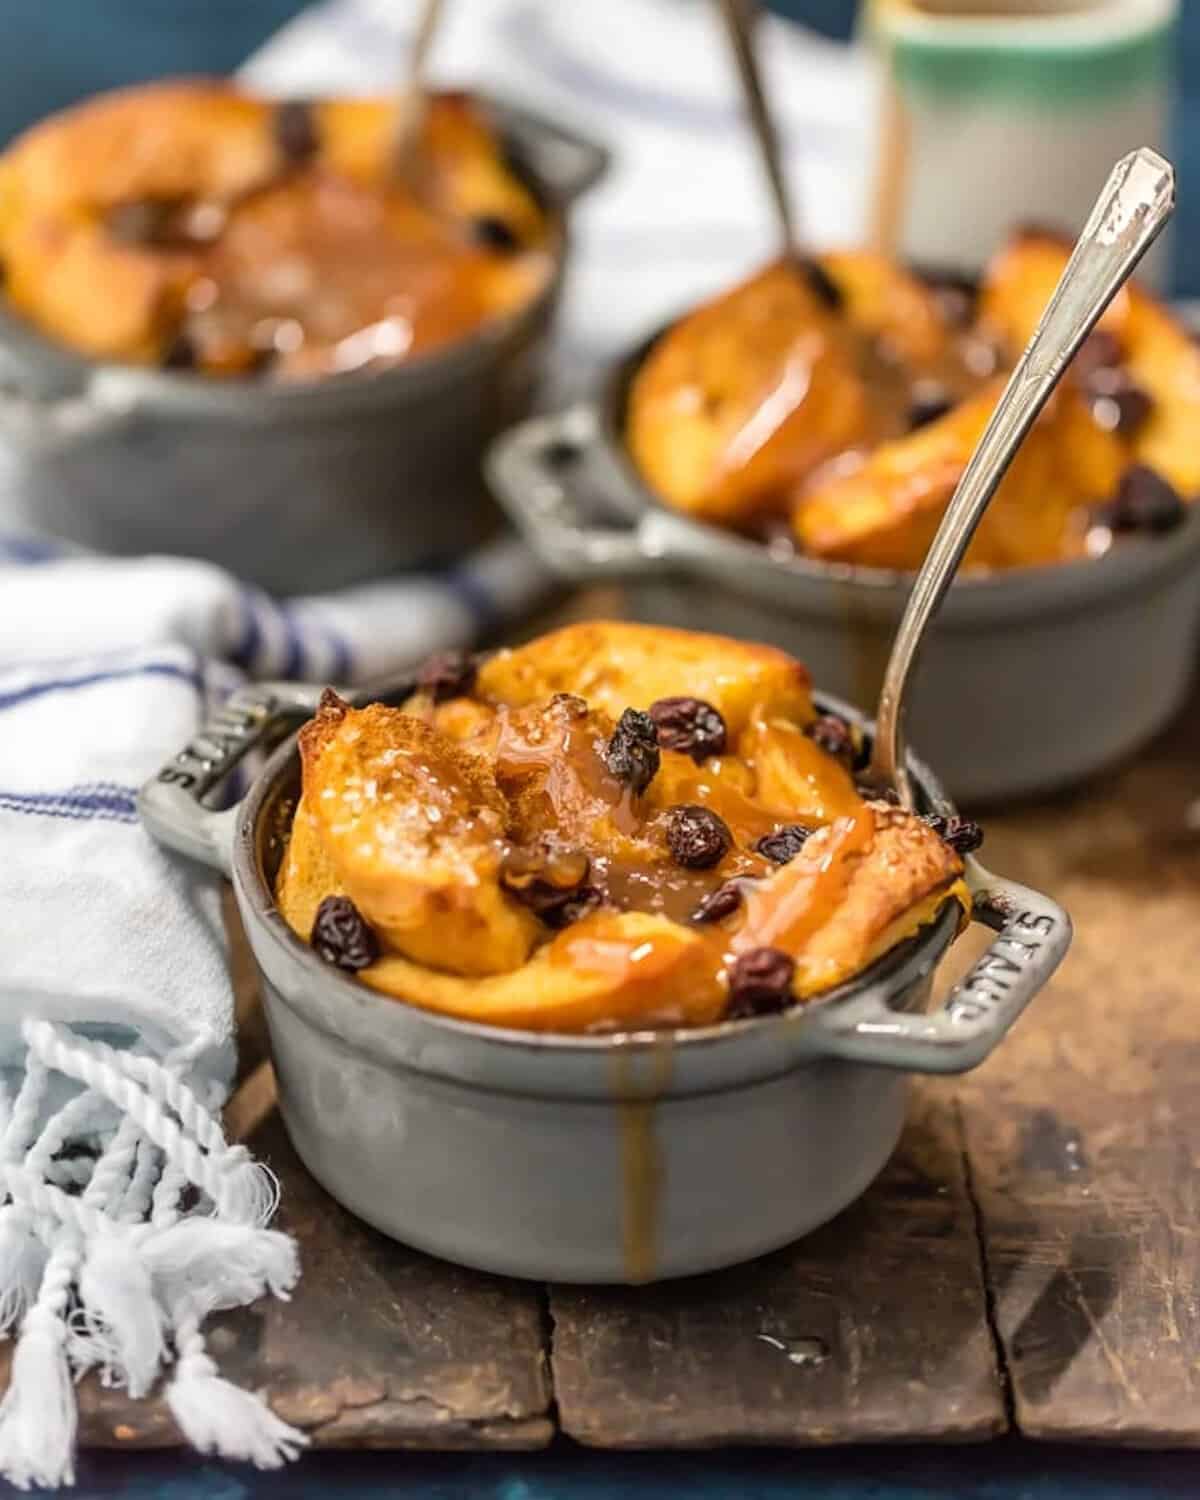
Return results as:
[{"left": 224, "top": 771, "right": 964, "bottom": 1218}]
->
[
  {"left": 137, "top": 682, "right": 324, "bottom": 877},
  {"left": 486, "top": 406, "right": 670, "bottom": 578},
  {"left": 808, "top": 863, "right": 1072, "bottom": 1074},
  {"left": 493, "top": 100, "right": 610, "bottom": 203}
]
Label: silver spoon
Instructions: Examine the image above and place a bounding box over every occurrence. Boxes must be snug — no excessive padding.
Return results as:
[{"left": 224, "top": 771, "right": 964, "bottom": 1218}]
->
[
  {"left": 865, "top": 147, "right": 1175, "bottom": 809},
  {"left": 392, "top": 0, "right": 448, "bottom": 179},
  {"left": 717, "top": 0, "right": 800, "bottom": 260}
]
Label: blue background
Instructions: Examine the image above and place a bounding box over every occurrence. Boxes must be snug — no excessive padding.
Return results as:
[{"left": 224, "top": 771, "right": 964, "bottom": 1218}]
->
[{"left": 58, "top": 1440, "right": 1200, "bottom": 1498}]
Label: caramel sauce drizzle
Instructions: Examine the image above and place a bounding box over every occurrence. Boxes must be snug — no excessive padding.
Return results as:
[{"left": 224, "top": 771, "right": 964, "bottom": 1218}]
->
[
  {"left": 413, "top": 689, "right": 880, "bottom": 1014},
  {"left": 613, "top": 1039, "right": 675, "bottom": 1284}
]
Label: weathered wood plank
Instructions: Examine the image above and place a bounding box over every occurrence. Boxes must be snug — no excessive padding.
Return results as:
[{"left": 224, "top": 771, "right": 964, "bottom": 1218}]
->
[
  {"left": 29, "top": 1117, "right": 553, "bottom": 1451},
  {"left": 549, "top": 1090, "right": 1005, "bottom": 1446},
  {"left": 956, "top": 691, "right": 1200, "bottom": 1444}
]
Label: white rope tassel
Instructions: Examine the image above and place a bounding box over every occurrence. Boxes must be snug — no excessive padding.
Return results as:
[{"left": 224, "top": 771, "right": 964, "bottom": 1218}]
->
[
  {"left": 77, "top": 1230, "right": 163, "bottom": 1396},
  {"left": 24, "top": 1022, "right": 275, "bottom": 1227},
  {"left": 0, "top": 1023, "right": 306, "bottom": 1479},
  {"left": 0, "top": 1246, "right": 78, "bottom": 1491},
  {"left": 152, "top": 1165, "right": 307, "bottom": 1468},
  {"left": 0, "top": 1059, "right": 64, "bottom": 1343},
  {"left": 70, "top": 1114, "right": 165, "bottom": 1397},
  {"left": 143, "top": 1221, "right": 299, "bottom": 1321},
  {"left": 0, "top": 1217, "right": 46, "bottom": 1341},
  {"left": 166, "top": 1308, "right": 307, "bottom": 1469}
]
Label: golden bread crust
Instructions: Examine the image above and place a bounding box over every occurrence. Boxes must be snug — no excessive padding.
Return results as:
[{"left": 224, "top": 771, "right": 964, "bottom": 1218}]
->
[
  {"left": 625, "top": 261, "right": 870, "bottom": 522},
  {"left": 0, "top": 82, "right": 549, "bottom": 372},
  {"left": 981, "top": 230, "right": 1200, "bottom": 497},
  {"left": 276, "top": 624, "right": 965, "bottom": 1032},
  {"left": 792, "top": 380, "right": 1121, "bottom": 570},
  {"left": 476, "top": 621, "right": 814, "bottom": 736}
]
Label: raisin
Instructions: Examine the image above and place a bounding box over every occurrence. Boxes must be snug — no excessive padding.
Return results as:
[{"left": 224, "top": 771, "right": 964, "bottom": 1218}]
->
[
  {"left": 417, "top": 649, "right": 477, "bottom": 702},
  {"left": 544, "top": 440, "right": 581, "bottom": 469},
  {"left": 648, "top": 696, "right": 727, "bottom": 762},
  {"left": 727, "top": 947, "right": 796, "bottom": 1018},
  {"left": 161, "top": 330, "right": 198, "bottom": 371},
  {"left": 1072, "top": 328, "right": 1123, "bottom": 379},
  {"left": 605, "top": 708, "right": 660, "bottom": 795},
  {"left": 922, "top": 813, "right": 984, "bottom": 855},
  {"left": 275, "top": 99, "right": 320, "bottom": 164},
  {"left": 246, "top": 346, "right": 279, "bottom": 377},
  {"left": 801, "top": 257, "right": 843, "bottom": 312},
  {"left": 690, "top": 880, "right": 743, "bottom": 925},
  {"left": 500, "top": 845, "right": 599, "bottom": 928},
  {"left": 805, "top": 713, "right": 856, "bottom": 767},
  {"left": 755, "top": 824, "right": 812, "bottom": 864},
  {"left": 311, "top": 896, "right": 379, "bottom": 972},
  {"left": 1084, "top": 367, "right": 1154, "bottom": 437},
  {"left": 916, "top": 268, "right": 978, "bottom": 327},
  {"left": 501, "top": 844, "right": 589, "bottom": 900},
  {"left": 1106, "top": 465, "right": 1185, "bottom": 535},
  {"left": 471, "top": 215, "right": 521, "bottom": 252},
  {"left": 665, "top": 804, "right": 732, "bottom": 869},
  {"left": 108, "top": 199, "right": 181, "bottom": 247},
  {"left": 932, "top": 283, "right": 974, "bottom": 326},
  {"left": 908, "top": 379, "right": 953, "bottom": 431},
  {"left": 543, "top": 885, "right": 603, "bottom": 930}
]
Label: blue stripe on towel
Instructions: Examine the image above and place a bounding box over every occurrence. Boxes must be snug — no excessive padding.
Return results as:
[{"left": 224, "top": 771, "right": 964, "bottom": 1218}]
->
[
  {"left": 324, "top": 622, "right": 353, "bottom": 685},
  {"left": 229, "top": 589, "right": 264, "bottom": 672},
  {"left": 0, "top": 783, "right": 138, "bottom": 823},
  {"left": 0, "top": 536, "right": 66, "bottom": 565},
  {"left": 444, "top": 565, "right": 498, "bottom": 638},
  {"left": 278, "top": 607, "right": 306, "bottom": 681}
]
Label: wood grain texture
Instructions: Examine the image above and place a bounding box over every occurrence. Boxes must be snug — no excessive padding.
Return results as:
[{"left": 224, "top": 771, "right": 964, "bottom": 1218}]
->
[
  {"left": 955, "top": 691, "right": 1200, "bottom": 1444},
  {"left": 31, "top": 1119, "right": 553, "bottom": 1451},
  {"left": 549, "top": 1090, "right": 1005, "bottom": 1447}
]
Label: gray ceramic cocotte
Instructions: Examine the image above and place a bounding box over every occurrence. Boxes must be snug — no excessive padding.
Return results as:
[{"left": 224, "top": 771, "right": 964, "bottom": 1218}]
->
[
  {"left": 139, "top": 677, "right": 1070, "bottom": 1284},
  {"left": 486, "top": 338, "right": 1200, "bottom": 805},
  {"left": 0, "top": 100, "right": 608, "bottom": 596}
]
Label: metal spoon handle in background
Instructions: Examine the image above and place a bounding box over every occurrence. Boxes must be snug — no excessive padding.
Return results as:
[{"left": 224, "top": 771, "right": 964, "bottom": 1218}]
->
[
  {"left": 869, "top": 146, "right": 1175, "bottom": 808},
  {"left": 393, "top": 0, "right": 448, "bottom": 176},
  {"left": 717, "top": 0, "right": 799, "bottom": 259}
]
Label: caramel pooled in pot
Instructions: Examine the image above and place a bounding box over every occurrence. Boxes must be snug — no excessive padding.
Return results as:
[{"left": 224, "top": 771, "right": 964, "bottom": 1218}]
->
[{"left": 0, "top": 83, "right": 553, "bottom": 378}]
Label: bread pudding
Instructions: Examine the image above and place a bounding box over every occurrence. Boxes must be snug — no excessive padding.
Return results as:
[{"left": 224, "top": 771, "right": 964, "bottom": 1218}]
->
[
  {"left": 0, "top": 81, "right": 552, "bottom": 379},
  {"left": 275, "top": 623, "right": 971, "bottom": 1033},
  {"left": 626, "top": 232, "right": 1199, "bottom": 571}
]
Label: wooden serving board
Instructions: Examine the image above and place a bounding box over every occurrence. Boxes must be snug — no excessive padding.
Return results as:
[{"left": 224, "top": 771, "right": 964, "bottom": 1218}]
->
[{"left": 24, "top": 607, "right": 1200, "bottom": 1453}]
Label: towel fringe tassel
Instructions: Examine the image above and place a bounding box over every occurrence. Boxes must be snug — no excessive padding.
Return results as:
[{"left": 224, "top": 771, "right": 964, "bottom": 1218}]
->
[
  {"left": 0, "top": 1280, "right": 77, "bottom": 1490},
  {"left": 0, "top": 1024, "right": 302, "bottom": 1488},
  {"left": 77, "top": 1234, "right": 164, "bottom": 1398},
  {"left": 167, "top": 1314, "right": 307, "bottom": 1468},
  {"left": 0, "top": 1212, "right": 47, "bottom": 1340}
]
